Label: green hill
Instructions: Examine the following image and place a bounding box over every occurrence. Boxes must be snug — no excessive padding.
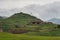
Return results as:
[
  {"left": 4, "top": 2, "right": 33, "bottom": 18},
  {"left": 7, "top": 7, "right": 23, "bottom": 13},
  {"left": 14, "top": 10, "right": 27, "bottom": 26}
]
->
[
  {"left": 1, "top": 12, "right": 43, "bottom": 32},
  {"left": 6, "top": 12, "right": 43, "bottom": 26},
  {"left": 0, "top": 12, "right": 60, "bottom": 36}
]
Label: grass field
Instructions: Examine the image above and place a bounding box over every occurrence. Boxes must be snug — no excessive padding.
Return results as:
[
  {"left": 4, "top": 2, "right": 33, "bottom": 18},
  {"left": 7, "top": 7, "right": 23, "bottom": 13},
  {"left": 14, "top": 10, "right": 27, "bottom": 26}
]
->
[{"left": 0, "top": 32, "right": 60, "bottom": 40}]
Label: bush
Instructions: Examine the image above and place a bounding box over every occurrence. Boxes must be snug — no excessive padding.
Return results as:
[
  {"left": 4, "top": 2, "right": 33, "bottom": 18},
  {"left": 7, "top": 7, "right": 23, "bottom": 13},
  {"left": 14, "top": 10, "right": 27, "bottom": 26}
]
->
[{"left": 8, "top": 28, "right": 29, "bottom": 34}]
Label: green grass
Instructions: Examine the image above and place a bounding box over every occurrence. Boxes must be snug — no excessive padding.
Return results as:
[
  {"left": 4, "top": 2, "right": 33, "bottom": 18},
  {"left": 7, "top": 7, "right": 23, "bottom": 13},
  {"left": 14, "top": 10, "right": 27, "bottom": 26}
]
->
[{"left": 0, "top": 32, "right": 60, "bottom": 40}]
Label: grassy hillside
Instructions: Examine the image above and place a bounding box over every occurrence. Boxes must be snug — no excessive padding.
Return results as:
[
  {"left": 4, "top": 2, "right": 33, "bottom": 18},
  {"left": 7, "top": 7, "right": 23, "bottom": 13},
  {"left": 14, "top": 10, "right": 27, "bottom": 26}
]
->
[
  {"left": 5, "top": 12, "right": 43, "bottom": 27},
  {"left": 0, "top": 32, "right": 60, "bottom": 40},
  {"left": 0, "top": 12, "right": 60, "bottom": 36}
]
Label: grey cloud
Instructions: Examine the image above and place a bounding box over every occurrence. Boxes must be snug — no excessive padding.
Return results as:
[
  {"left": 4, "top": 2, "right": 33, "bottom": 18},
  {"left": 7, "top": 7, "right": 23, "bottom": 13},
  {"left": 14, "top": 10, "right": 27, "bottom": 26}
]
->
[
  {"left": 20, "top": 2, "right": 60, "bottom": 21},
  {"left": 0, "top": 1, "right": 60, "bottom": 21},
  {"left": 0, "top": 0, "right": 19, "bottom": 1}
]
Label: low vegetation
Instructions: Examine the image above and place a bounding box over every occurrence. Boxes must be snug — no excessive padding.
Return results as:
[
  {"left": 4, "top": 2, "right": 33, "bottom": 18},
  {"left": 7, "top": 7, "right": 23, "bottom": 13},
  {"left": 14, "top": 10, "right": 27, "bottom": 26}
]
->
[
  {"left": 0, "top": 32, "right": 60, "bottom": 40},
  {"left": 0, "top": 12, "right": 60, "bottom": 36}
]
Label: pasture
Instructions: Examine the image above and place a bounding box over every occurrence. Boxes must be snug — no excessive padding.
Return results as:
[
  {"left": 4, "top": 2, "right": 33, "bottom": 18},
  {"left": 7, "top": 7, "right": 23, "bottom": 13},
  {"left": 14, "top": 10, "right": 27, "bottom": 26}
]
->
[{"left": 0, "top": 32, "right": 60, "bottom": 40}]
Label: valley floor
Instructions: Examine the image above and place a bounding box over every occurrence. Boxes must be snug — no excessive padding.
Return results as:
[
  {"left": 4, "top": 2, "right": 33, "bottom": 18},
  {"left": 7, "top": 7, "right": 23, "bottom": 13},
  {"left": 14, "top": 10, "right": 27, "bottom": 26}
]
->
[{"left": 0, "top": 32, "right": 60, "bottom": 40}]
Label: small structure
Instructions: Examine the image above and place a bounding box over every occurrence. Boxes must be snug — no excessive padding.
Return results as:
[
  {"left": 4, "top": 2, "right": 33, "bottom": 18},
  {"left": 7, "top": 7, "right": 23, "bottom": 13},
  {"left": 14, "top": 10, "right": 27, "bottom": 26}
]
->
[
  {"left": 27, "top": 19, "right": 43, "bottom": 25},
  {"left": 31, "top": 20, "right": 43, "bottom": 24},
  {"left": 32, "top": 21, "right": 42, "bottom": 24}
]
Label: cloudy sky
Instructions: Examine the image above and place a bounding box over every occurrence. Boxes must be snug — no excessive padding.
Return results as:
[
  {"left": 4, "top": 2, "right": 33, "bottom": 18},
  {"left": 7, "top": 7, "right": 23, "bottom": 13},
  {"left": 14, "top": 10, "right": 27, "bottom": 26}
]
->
[
  {"left": 0, "top": 0, "right": 60, "bottom": 9},
  {"left": 0, "top": 0, "right": 60, "bottom": 21}
]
